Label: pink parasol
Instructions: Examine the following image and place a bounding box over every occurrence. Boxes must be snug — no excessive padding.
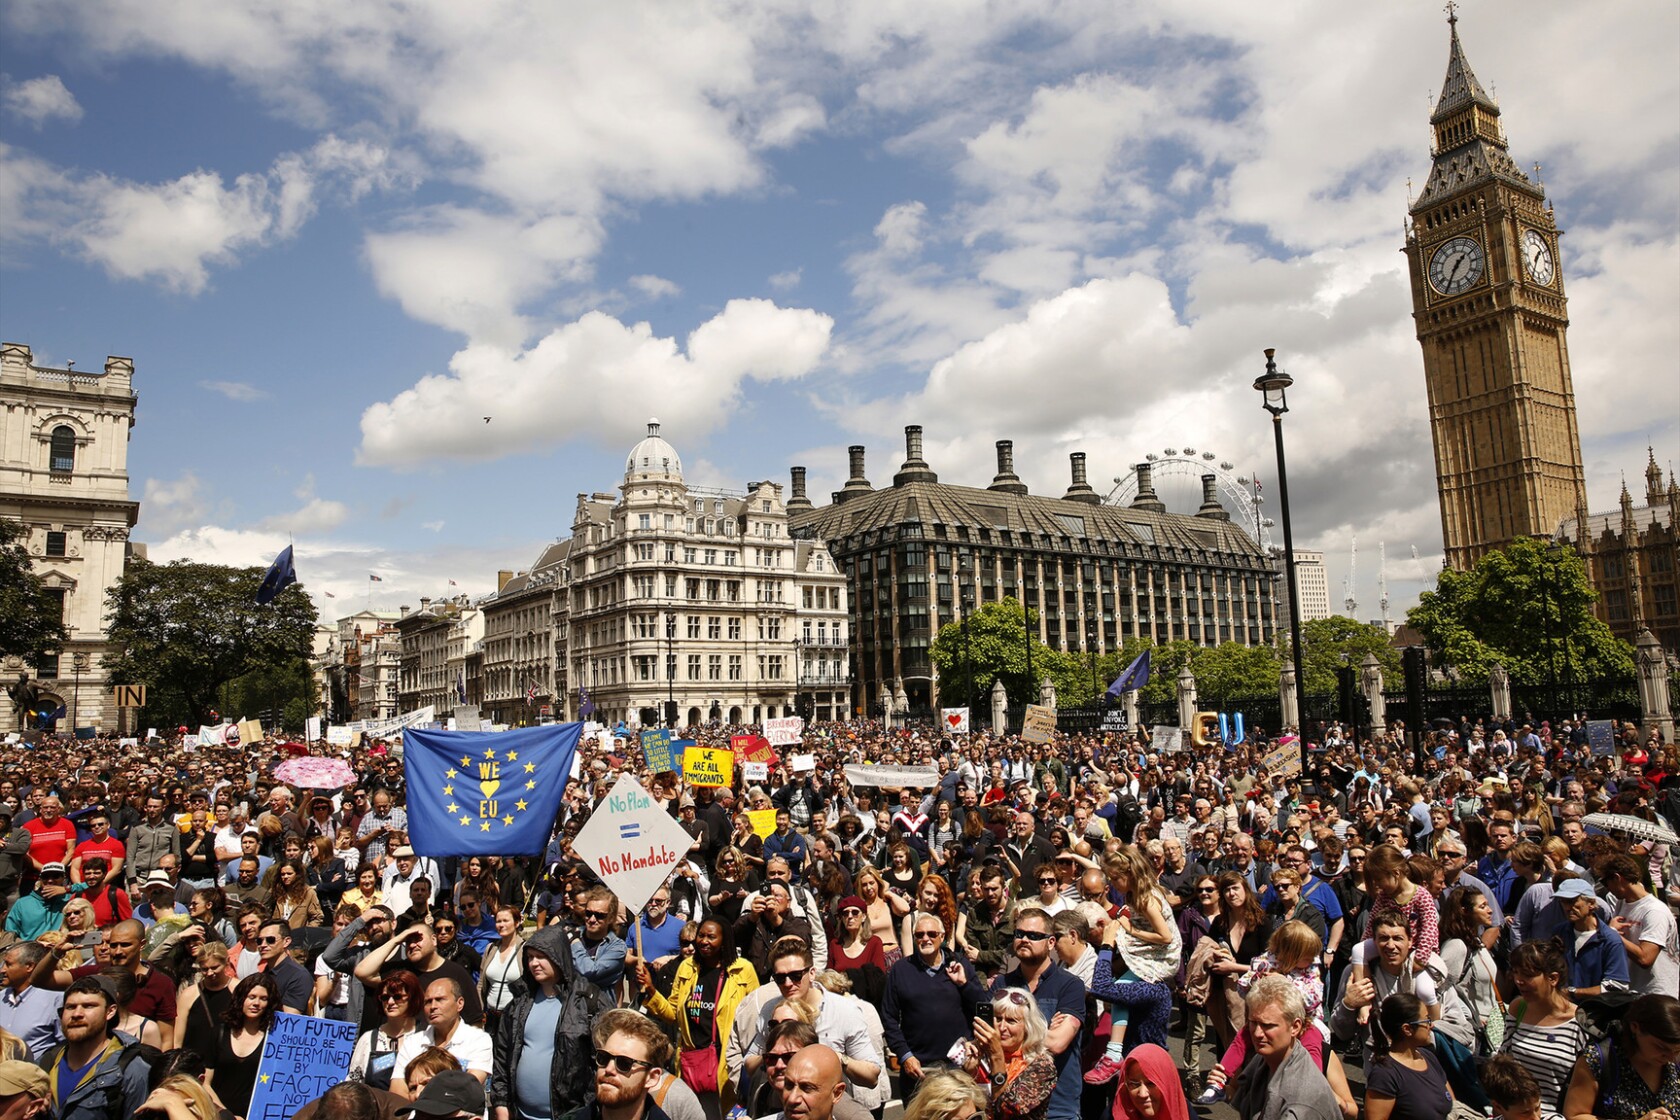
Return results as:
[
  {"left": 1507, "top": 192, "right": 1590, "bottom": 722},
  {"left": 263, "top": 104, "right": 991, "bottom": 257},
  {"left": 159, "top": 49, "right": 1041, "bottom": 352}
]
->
[{"left": 273, "top": 755, "right": 357, "bottom": 790}]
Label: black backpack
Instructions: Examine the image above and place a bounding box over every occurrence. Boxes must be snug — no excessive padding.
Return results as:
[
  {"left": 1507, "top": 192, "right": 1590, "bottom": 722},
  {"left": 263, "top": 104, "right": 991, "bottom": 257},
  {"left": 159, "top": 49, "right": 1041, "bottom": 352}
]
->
[{"left": 1112, "top": 794, "right": 1143, "bottom": 842}]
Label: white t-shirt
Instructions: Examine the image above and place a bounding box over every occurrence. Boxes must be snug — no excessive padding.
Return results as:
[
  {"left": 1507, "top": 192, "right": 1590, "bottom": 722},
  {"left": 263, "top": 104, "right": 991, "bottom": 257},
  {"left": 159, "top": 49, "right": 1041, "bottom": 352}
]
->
[
  {"left": 393, "top": 1021, "right": 494, "bottom": 1081},
  {"left": 1617, "top": 893, "right": 1680, "bottom": 997}
]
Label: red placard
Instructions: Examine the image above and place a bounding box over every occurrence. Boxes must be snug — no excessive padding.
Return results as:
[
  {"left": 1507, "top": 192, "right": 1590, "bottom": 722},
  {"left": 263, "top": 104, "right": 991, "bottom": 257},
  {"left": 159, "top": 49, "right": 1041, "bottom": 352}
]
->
[{"left": 733, "top": 734, "right": 778, "bottom": 765}]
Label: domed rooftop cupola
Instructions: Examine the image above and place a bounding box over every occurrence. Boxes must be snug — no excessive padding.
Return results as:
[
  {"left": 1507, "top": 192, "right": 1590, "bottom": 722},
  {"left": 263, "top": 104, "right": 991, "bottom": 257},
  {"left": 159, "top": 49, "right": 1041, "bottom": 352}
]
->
[{"left": 626, "top": 418, "right": 683, "bottom": 482}]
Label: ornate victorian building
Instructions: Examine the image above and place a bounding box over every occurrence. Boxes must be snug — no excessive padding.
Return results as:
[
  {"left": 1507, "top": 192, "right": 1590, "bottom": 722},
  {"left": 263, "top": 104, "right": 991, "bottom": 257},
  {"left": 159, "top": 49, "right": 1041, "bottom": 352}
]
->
[
  {"left": 1558, "top": 451, "right": 1680, "bottom": 654},
  {"left": 1, "top": 342, "right": 141, "bottom": 731},
  {"left": 1404, "top": 15, "right": 1588, "bottom": 571},
  {"left": 788, "top": 427, "right": 1277, "bottom": 718}
]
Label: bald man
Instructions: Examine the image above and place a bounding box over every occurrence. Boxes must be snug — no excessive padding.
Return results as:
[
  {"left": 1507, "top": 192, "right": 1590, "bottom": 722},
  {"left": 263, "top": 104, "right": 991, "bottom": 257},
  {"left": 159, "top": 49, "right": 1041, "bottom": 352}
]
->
[{"left": 783, "top": 1046, "right": 845, "bottom": 1120}]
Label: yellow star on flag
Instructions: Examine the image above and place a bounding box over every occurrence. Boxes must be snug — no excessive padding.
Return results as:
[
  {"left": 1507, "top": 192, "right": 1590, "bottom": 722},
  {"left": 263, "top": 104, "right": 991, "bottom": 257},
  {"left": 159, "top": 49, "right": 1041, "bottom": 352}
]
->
[
  {"left": 484, "top": 748, "right": 496, "bottom": 759},
  {"left": 445, "top": 768, "right": 457, "bottom": 778},
  {"left": 502, "top": 815, "right": 514, "bottom": 826},
  {"left": 524, "top": 762, "right": 536, "bottom": 773},
  {"left": 446, "top": 803, "right": 459, "bottom": 815},
  {"left": 515, "top": 799, "right": 528, "bottom": 811},
  {"left": 507, "top": 750, "right": 519, "bottom": 761},
  {"left": 480, "top": 821, "right": 492, "bottom": 832},
  {"left": 260, "top": 1075, "right": 270, "bottom": 1084},
  {"left": 459, "top": 816, "right": 470, "bottom": 826},
  {"left": 442, "top": 785, "right": 453, "bottom": 796},
  {"left": 459, "top": 755, "right": 472, "bottom": 767},
  {"left": 526, "top": 780, "right": 537, "bottom": 790}
]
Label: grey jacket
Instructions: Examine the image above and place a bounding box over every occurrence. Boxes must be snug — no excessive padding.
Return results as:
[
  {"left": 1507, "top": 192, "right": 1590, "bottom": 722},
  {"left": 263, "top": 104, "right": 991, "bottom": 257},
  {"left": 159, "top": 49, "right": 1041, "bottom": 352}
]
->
[
  {"left": 126, "top": 819, "right": 181, "bottom": 881},
  {"left": 1232, "top": 1044, "right": 1343, "bottom": 1120}
]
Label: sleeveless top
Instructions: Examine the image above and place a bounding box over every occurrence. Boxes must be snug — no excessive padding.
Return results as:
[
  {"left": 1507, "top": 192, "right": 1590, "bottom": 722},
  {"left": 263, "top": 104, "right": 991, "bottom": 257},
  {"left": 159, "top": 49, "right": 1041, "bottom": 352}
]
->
[
  {"left": 484, "top": 943, "right": 524, "bottom": 1011},
  {"left": 182, "top": 984, "right": 233, "bottom": 1068},
  {"left": 1116, "top": 887, "right": 1183, "bottom": 984}
]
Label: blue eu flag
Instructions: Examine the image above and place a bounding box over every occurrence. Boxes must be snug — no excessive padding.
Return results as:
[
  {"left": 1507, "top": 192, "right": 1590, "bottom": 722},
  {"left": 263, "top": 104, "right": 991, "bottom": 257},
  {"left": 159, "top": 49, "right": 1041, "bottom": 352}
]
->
[
  {"left": 1105, "top": 650, "right": 1151, "bottom": 699},
  {"left": 402, "top": 724, "right": 583, "bottom": 857},
  {"left": 257, "top": 545, "right": 298, "bottom": 606}
]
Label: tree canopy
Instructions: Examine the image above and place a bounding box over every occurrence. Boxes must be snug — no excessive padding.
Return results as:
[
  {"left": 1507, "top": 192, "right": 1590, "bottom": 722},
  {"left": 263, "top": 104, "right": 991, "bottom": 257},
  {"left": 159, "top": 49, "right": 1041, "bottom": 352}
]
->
[
  {"left": 0, "top": 520, "right": 68, "bottom": 670},
  {"left": 1405, "top": 536, "right": 1635, "bottom": 684},
  {"left": 103, "top": 557, "right": 318, "bottom": 726},
  {"left": 1297, "top": 616, "right": 1401, "bottom": 694}
]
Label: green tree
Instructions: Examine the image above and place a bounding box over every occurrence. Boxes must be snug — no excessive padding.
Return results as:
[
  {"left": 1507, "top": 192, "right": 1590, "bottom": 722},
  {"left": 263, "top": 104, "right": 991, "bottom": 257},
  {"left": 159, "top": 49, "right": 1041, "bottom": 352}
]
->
[
  {"left": 0, "top": 520, "right": 67, "bottom": 668},
  {"left": 929, "top": 598, "right": 1053, "bottom": 710},
  {"left": 104, "top": 558, "right": 318, "bottom": 726},
  {"left": 1405, "top": 536, "right": 1634, "bottom": 684},
  {"left": 227, "top": 657, "right": 320, "bottom": 733},
  {"left": 1298, "top": 616, "right": 1402, "bottom": 695},
  {"left": 1192, "top": 642, "right": 1281, "bottom": 700}
]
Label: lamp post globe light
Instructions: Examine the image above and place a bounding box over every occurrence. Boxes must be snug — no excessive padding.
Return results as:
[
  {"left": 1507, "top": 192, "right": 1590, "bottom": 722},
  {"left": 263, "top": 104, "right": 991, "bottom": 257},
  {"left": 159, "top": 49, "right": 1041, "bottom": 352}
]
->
[{"left": 1254, "top": 348, "right": 1307, "bottom": 746}]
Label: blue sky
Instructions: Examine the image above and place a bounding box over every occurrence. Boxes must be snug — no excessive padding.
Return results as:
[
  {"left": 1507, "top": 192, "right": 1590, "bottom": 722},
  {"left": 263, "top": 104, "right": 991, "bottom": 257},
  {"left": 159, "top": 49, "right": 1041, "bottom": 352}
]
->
[{"left": 3, "top": 1, "right": 1676, "bottom": 624}]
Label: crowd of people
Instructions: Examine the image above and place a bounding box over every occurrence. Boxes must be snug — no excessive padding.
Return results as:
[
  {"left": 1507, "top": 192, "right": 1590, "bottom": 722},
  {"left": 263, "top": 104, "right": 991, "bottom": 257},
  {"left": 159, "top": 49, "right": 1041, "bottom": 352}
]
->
[{"left": 0, "top": 710, "right": 1676, "bottom": 1120}]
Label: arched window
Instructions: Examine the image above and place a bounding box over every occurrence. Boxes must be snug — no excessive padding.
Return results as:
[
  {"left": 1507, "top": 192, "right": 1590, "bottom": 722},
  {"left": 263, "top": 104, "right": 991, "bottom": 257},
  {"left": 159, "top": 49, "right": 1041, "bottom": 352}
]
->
[{"left": 49, "top": 426, "right": 75, "bottom": 473}]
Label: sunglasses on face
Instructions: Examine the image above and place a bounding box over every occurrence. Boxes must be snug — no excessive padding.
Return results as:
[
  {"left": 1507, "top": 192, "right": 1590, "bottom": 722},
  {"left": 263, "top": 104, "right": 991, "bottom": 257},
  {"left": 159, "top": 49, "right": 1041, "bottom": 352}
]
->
[
  {"left": 679, "top": 940, "right": 696, "bottom": 949},
  {"left": 766, "top": 1051, "right": 797, "bottom": 1067},
  {"left": 1014, "top": 929, "right": 1053, "bottom": 942},
  {"left": 772, "top": 967, "right": 810, "bottom": 986},
  {"left": 594, "top": 1050, "right": 652, "bottom": 1074},
  {"left": 585, "top": 911, "right": 612, "bottom": 921}
]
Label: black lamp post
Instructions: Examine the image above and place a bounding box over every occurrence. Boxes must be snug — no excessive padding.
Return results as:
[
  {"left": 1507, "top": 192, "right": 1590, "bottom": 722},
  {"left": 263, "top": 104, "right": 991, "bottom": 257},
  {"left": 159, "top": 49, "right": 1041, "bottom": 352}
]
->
[
  {"left": 665, "top": 611, "right": 677, "bottom": 728},
  {"left": 1255, "top": 349, "right": 1307, "bottom": 743}
]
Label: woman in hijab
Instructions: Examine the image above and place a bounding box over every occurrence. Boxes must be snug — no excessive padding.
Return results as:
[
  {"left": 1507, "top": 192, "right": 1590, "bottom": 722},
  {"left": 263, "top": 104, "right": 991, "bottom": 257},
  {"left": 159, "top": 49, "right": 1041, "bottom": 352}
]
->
[{"left": 1112, "top": 1044, "right": 1190, "bottom": 1120}]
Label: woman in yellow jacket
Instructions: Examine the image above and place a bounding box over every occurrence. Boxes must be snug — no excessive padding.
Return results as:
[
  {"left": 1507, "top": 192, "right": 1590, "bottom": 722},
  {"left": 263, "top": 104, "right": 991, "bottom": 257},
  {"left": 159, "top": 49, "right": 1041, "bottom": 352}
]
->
[{"left": 639, "top": 917, "right": 759, "bottom": 1120}]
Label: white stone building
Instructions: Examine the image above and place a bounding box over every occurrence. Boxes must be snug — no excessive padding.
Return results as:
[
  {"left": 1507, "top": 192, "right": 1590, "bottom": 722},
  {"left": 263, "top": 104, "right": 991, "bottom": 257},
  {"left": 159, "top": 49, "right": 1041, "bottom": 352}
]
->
[
  {"left": 566, "top": 420, "right": 849, "bottom": 728},
  {"left": 480, "top": 541, "right": 570, "bottom": 725},
  {"left": 0, "top": 342, "right": 141, "bottom": 731}
]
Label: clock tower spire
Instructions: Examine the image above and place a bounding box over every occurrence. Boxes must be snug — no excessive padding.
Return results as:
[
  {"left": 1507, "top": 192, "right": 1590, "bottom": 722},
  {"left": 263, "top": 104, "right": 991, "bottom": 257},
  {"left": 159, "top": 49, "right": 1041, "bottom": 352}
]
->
[{"left": 1404, "top": 11, "right": 1587, "bottom": 571}]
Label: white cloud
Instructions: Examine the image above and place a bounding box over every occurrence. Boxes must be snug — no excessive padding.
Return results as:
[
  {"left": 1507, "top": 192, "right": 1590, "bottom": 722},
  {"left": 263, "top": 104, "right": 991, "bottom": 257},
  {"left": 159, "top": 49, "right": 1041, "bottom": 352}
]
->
[
  {"left": 258, "top": 497, "right": 350, "bottom": 535},
  {"left": 199, "top": 379, "right": 269, "bottom": 401},
  {"left": 768, "top": 268, "right": 802, "bottom": 291},
  {"left": 3, "top": 74, "right": 82, "bottom": 127},
  {"left": 136, "top": 472, "right": 210, "bottom": 539},
  {"left": 358, "top": 299, "right": 833, "bottom": 467},
  {"left": 629, "top": 274, "right": 681, "bottom": 300},
  {"left": 421, "top": 520, "right": 445, "bottom": 532}
]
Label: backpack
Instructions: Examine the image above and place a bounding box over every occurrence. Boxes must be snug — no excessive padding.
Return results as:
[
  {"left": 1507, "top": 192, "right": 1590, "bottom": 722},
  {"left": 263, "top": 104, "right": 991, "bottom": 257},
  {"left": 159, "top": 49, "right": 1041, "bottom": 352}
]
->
[
  {"left": 45, "top": 1038, "right": 157, "bottom": 1119},
  {"left": 1112, "top": 794, "right": 1143, "bottom": 843}
]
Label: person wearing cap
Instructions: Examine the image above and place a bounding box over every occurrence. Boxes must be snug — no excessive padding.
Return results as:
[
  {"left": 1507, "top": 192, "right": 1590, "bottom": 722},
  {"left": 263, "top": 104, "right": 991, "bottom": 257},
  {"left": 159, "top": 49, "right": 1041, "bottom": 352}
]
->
[
  {"left": 383, "top": 848, "right": 436, "bottom": 907},
  {"left": 0, "top": 1059, "right": 49, "bottom": 1120},
  {"left": 40, "top": 975, "right": 151, "bottom": 1120},
  {"left": 1554, "top": 877, "right": 1630, "bottom": 1001},
  {"left": 397, "top": 1068, "right": 486, "bottom": 1119},
  {"left": 2, "top": 863, "right": 72, "bottom": 941}
]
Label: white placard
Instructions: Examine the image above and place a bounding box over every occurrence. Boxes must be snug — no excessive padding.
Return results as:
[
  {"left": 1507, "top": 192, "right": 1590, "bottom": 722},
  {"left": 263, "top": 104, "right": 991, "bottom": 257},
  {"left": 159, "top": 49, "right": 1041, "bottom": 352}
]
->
[
  {"left": 326, "top": 726, "right": 353, "bottom": 746},
  {"left": 843, "top": 764, "right": 938, "bottom": 788},
  {"left": 306, "top": 716, "right": 322, "bottom": 742},
  {"left": 1150, "top": 726, "right": 1185, "bottom": 753},
  {"left": 570, "top": 774, "right": 697, "bottom": 916},
  {"left": 790, "top": 753, "right": 816, "bottom": 773},
  {"left": 940, "top": 707, "right": 970, "bottom": 734},
  {"left": 743, "top": 761, "right": 769, "bottom": 781},
  {"left": 145, "top": 728, "right": 157, "bottom": 741},
  {"left": 763, "top": 716, "right": 804, "bottom": 746}
]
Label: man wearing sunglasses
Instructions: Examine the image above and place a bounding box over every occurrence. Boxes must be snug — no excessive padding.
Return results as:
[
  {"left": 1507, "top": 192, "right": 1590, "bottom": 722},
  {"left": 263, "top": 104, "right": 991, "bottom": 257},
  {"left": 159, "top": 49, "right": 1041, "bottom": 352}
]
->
[
  {"left": 991, "top": 907, "right": 1085, "bottom": 1120},
  {"left": 572, "top": 886, "right": 628, "bottom": 998},
  {"left": 745, "top": 942, "right": 881, "bottom": 1097},
  {"left": 552, "top": 1009, "right": 674, "bottom": 1120}
]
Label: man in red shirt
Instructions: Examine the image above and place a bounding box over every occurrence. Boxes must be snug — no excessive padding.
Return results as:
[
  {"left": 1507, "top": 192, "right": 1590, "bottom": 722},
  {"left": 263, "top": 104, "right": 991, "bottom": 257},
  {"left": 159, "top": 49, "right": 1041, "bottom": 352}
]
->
[
  {"left": 69, "top": 809, "right": 125, "bottom": 884},
  {"left": 21, "top": 797, "right": 77, "bottom": 882}
]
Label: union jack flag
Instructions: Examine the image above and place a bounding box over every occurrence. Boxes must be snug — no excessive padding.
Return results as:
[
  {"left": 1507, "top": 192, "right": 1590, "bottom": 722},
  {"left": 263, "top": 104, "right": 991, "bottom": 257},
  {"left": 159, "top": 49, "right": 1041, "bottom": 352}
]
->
[{"left": 526, "top": 681, "right": 538, "bottom": 705}]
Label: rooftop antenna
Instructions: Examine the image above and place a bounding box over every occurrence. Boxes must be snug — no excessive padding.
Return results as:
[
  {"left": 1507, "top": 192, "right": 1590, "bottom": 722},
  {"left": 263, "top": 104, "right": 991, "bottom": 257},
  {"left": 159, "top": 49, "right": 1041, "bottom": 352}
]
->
[{"left": 1343, "top": 535, "right": 1359, "bottom": 617}]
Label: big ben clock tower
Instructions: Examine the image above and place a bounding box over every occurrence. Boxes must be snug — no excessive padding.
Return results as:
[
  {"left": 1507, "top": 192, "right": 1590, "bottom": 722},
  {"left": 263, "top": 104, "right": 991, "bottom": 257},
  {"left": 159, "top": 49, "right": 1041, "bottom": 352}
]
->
[{"left": 1405, "top": 9, "right": 1588, "bottom": 571}]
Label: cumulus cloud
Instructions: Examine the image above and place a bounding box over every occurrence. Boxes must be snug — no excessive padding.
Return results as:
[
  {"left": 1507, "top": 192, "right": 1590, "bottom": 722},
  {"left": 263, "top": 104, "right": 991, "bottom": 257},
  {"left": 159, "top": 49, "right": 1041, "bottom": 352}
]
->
[
  {"left": 136, "top": 472, "right": 210, "bottom": 539},
  {"left": 629, "top": 274, "right": 681, "bottom": 300},
  {"left": 3, "top": 74, "right": 82, "bottom": 127},
  {"left": 357, "top": 299, "right": 833, "bottom": 467},
  {"left": 768, "top": 268, "right": 802, "bottom": 291}
]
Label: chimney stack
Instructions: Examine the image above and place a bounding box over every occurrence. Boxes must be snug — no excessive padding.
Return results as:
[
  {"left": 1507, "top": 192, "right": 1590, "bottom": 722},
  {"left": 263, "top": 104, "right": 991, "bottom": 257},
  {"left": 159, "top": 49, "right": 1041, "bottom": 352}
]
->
[
  {"left": 786, "top": 466, "right": 813, "bottom": 513},
  {"left": 989, "top": 439, "right": 1029, "bottom": 495},
  {"left": 893, "top": 424, "right": 938, "bottom": 486},
  {"left": 838, "top": 445, "right": 873, "bottom": 503},
  {"left": 1196, "top": 473, "right": 1230, "bottom": 520},
  {"left": 497, "top": 570, "right": 514, "bottom": 592},
  {"left": 1130, "top": 462, "right": 1166, "bottom": 513},
  {"left": 1063, "top": 452, "right": 1101, "bottom": 505}
]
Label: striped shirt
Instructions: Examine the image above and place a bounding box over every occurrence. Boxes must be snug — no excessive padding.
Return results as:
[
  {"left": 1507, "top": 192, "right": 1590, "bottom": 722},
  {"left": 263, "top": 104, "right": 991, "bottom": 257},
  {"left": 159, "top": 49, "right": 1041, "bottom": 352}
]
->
[{"left": 1499, "top": 1015, "right": 1588, "bottom": 1111}]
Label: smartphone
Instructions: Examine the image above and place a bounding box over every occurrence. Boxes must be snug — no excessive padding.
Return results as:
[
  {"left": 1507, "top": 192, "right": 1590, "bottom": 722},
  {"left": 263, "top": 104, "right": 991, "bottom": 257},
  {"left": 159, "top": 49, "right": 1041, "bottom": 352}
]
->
[{"left": 975, "top": 1004, "right": 993, "bottom": 1025}]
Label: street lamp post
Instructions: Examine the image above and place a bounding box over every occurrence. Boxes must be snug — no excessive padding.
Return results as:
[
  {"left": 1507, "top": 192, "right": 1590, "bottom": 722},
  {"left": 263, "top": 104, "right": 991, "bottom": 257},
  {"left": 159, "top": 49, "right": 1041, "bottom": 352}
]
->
[
  {"left": 665, "top": 611, "right": 677, "bottom": 728},
  {"left": 793, "top": 637, "right": 806, "bottom": 720},
  {"left": 1255, "top": 349, "right": 1307, "bottom": 746},
  {"left": 957, "top": 552, "right": 974, "bottom": 713},
  {"left": 71, "top": 651, "right": 89, "bottom": 730}
]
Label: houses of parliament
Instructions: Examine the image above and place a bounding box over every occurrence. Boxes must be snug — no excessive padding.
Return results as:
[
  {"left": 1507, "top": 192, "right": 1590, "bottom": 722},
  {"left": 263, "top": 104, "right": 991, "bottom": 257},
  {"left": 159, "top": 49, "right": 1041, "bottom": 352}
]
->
[{"left": 1405, "top": 11, "right": 1678, "bottom": 653}]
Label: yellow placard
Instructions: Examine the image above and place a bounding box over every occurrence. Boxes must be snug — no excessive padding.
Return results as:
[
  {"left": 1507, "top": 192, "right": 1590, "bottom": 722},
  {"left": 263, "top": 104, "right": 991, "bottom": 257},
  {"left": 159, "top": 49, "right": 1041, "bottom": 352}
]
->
[
  {"left": 1021, "top": 704, "right": 1057, "bottom": 744},
  {"left": 748, "top": 808, "right": 778, "bottom": 838},
  {"left": 683, "top": 747, "right": 733, "bottom": 787}
]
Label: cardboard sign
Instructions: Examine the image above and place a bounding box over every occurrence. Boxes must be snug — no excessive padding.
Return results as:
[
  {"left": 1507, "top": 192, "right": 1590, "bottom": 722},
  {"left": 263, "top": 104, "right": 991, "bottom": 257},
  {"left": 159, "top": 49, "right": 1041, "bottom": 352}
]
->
[
  {"left": 789, "top": 753, "right": 816, "bottom": 773},
  {"left": 641, "top": 729, "right": 679, "bottom": 772},
  {"left": 763, "top": 716, "right": 804, "bottom": 746},
  {"left": 734, "top": 734, "right": 779, "bottom": 765},
  {"left": 1151, "top": 726, "right": 1185, "bottom": 753},
  {"left": 941, "top": 707, "right": 970, "bottom": 734},
  {"left": 326, "top": 726, "right": 353, "bottom": 746},
  {"left": 305, "top": 716, "right": 322, "bottom": 742},
  {"left": 1021, "top": 704, "right": 1057, "bottom": 744},
  {"left": 747, "top": 808, "right": 779, "bottom": 838},
  {"left": 1587, "top": 720, "right": 1616, "bottom": 758},
  {"left": 571, "top": 774, "right": 697, "bottom": 915},
  {"left": 1259, "top": 739, "right": 1303, "bottom": 779},
  {"left": 684, "top": 747, "right": 733, "bottom": 786},
  {"left": 743, "top": 761, "right": 769, "bottom": 781},
  {"left": 247, "top": 1012, "right": 358, "bottom": 1120}
]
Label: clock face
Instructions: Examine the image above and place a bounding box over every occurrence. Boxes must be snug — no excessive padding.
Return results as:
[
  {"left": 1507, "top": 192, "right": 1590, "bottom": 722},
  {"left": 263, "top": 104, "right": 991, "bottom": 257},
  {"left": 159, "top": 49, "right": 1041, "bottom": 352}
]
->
[
  {"left": 1523, "top": 229, "right": 1555, "bottom": 286},
  {"left": 1429, "top": 236, "right": 1485, "bottom": 296}
]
